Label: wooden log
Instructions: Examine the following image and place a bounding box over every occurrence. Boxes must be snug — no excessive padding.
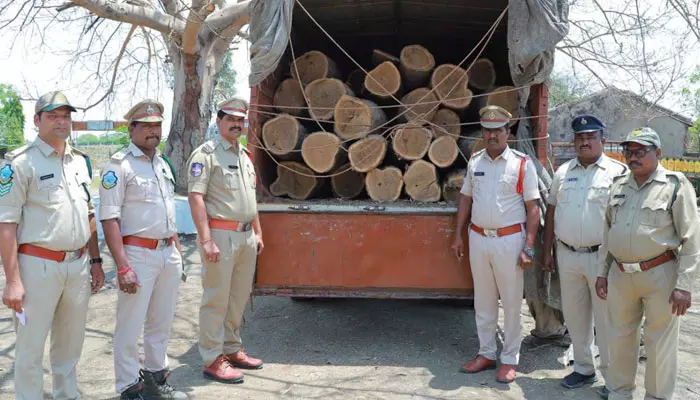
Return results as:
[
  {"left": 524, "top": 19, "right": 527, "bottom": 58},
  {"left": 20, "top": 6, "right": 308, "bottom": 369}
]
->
[
  {"left": 273, "top": 78, "right": 306, "bottom": 116},
  {"left": 270, "top": 161, "right": 324, "bottom": 200},
  {"left": 364, "top": 61, "right": 402, "bottom": 101},
  {"left": 331, "top": 163, "right": 365, "bottom": 199},
  {"left": 487, "top": 86, "right": 520, "bottom": 127},
  {"left": 391, "top": 123, "right": 432, "bottom": 161},
  {"left": 334, "top": 95, "right": 387, "bottom": 140},
  {"left": 261, "top": 114, "right": 307, "bottom": 160},
  {"left": 431, "top": 64, "right": 473, "bottom": 111},
  {"left": 468, "top": 58, "right": 496, "bottom": 91},
  {"left": 372, "top": 49, "right": 400, "bottom": 66},
  {"left": 431, "top": 108, "right": 460, "bottom": 139},
  {"left": 399, "top": 88, "right": 439, "bottom": 123},
  {"left": 442, "top": 169, "right": 467, "bottom": 204},
  {"left": 348, "top": 135, "right": 387, "bottom": 172},
  {"left": 301, "top": 131, "right": 347, "bottom": 173},
  {"left": 304, "top": 78, "right": 354, "bottom": 120},
  {"left": 346, "top": 69, "right": 366, "bottom": 96},
  {"left": 365, "top": 167, "right": 404, "bottom": 202},
  {"left": 290, "top": 50, "right": 341, "bottom": 86},
  {"left": 400, "top": 45, "right": 435, "bottom": 89},
  {"left": 428, "top": 136, "right": 459, "bottom": 168},
  {"left": 404, "top": 160, "right": 441, "bottom": 202}
]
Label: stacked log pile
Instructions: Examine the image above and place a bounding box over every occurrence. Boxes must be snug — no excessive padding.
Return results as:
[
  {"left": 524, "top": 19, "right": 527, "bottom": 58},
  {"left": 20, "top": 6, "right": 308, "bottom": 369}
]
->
[{"left": 264, "top": 47, "right": 519, "bottom": 203}]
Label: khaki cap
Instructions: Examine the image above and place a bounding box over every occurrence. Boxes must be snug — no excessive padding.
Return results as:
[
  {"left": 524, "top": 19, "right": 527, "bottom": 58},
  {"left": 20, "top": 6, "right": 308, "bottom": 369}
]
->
[
  {"left": 35, "top": 91, "right": 76, "bottom": 114},
  {"left": 218, "top": 96, "right": 249, "bottom": 118},
  {"left": 124, "top": 100, "right": 165, "bottom": 123},
  {"left": 621, "top": 127, "right": 661, "bottom": 148},
  {"left": 479, "top": 105, "right": 512, "bottom": 129}
]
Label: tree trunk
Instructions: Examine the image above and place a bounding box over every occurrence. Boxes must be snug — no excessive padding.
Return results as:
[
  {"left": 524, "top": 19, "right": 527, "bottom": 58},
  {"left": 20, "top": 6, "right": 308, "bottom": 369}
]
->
[
  {"left": 428, "top": 136, "right": 459, "bottom": 168},
  {"left": 304, "top": 78, "right": 354, "bottom": 120},
  {"left": 331, "top": 163, "right": 365, "bottom": 199},
  {"left": 365, "top": 167, "right": 403, "bottom": 201},
  {"left": 404, "top": 160, "right": 441, "bottom": 201},
  {"left": 431, "top": 108, "right": 460, "bottom": 139},
  {"left": 400, "top": 44, "right": 435, "bottom": 89},
  {"left": 291, "top": 50, "right": 341, "bottom": 86},
  {"left": 270, "top": 161, "right": 325, "bottom": 200},
  {"left": 364, "top": 61, "right": 402, "bottom": 101},
  {"left": 399, "top": 88, "right": 439, "bottom": 123},
  {"left": 487, "top": 86, "right": 520, "bottom": 127},
  {"left": 391, "top": 123, "right": 432, "bottom": 161},
  {"left": 441, "top": 169, "right": 466, "bottom": 204},
  {"left": 301, "top": 131, "right": 347, "bottom": 173},
  {"left": 468, "top": 58, "right": 496, "bottom": 91},
  {"left": 273, "top": 78, "right": 306, "bottom": 116},
  {"left": 348, "top": 135, "right": 388, "bottom": 172},
  {"left": 334, "top": 95, "right": 387, "bottom": 140},
  {"left": 262, "top": 114, "right": 307, "bottom": 160},
  {"left": 431, "top": 64, "right": 472, "bottom": 111},
  {"left": 372, "top": 49, "right": 400, "bottom": 66}
]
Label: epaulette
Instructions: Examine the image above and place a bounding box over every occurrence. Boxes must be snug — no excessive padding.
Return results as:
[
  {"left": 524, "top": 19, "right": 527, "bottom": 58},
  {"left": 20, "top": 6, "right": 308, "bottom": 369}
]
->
[
  {"left": 612, "top": 172, "right": 627, "bottom": 182},
  {"left": 3, "top": 144, "right": 30, "bottom": 161},
  {"left": 110, "top": 150, "right": 128, "bottom": 163},
  {"left": 609, "top": 157, "right": 629, "bottom": 174},
  {"left": 511, "top": 148, "right": 528, "bottom": 159},
  {"left": 202, "top": 140, "right": 217, "bottom": 154}
]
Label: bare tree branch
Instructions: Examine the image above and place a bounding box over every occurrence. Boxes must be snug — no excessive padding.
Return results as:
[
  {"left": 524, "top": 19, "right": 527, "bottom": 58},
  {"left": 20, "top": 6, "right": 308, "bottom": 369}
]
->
[
  {"left": 200, "top": 0, "right": 249, "bottom": 41},
  {"left": 67, "top": 0, "right": 185, "bottom": 36},
  {"left": 182, "top": 0, "right": 214, "bottom": 54}
]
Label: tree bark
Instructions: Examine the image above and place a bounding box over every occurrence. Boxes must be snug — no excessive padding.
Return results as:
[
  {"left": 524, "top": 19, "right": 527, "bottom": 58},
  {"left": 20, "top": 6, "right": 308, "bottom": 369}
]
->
[
  {"left": 273, "top": 78, "right": 306, "bottom": 116},
  {"left": 442, "top": 169, "right": 467, "bottom": 204},
  {"left": 262, "top": 114, "right": 307, "bottom": 160},
  {"left": 291, "top": 50, "right": 341, "bottom": 86},
  {"left": 364, "top": 61, "right": 402, "bottom": 101},
  {"left": 431, "top": 108, "right": 460, "bottom": 139},
  {"left": 301, "top": 131, "right": 347, "bottom": 173},
  {"left": 399, "top": 88, "right": 439, "bottom": 123},
  {"left": 487, "top": 86, "right": 520, "bottom": 127},
  {"left": 404, "top": 160, "right": 441, "bottom": 202},
  {"left": 391, "top": 123, "right": 432, "bottom": 161},
  {"left": 270, "top": 161, "right": 325, "bottom": 200},
  {"left": 400, "top": 45, "right": 435, "bottom": 89},
  {"left": 468, "top": 58, "right": 496, "bottom": 91},
  {"left": 365, "top": 167, "right": 403, "bottom": 202},
  {"left": 334, "top": 95, "right": 387, "bottom": 140},
  {"left": 348, "top": 135, "right": 388, "bottom": 172},
  {"left": 304, "top": 78, "right": 354, "bottom": 120},
  {"left": 428, "top": 136, "right": 459, "bottom": 168},
  {"left": 431, "top": 64, "right": 472, "bottom": 111},
  {"left": 331, "top": 163, "right": 365, "bottom": 199}
]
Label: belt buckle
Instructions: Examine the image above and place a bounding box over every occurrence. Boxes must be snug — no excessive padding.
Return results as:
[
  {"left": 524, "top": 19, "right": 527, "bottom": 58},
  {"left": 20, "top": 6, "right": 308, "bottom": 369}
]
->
[
  {"left": 64, "top": 249, "right": 82, "bottom": 262},
  {"left": 483, "top": 229, "right": 498, "bottom": 238},
  {"left": 619, "top": 262, "right": 641, "bottom": 272},
  {"left": 154, "top": 239, "right": 169, "bottom": 250}
]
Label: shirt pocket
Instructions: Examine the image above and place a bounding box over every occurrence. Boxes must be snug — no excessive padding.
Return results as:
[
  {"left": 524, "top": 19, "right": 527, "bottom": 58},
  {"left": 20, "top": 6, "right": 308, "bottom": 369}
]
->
[
  {"left": 639, "top": 198, "right": 671, "bottom": 227},
  {"left": 218, "top": 167, "right": 241, "bottom": 191},
  {"left": 133, "top": 176, "right": 159, "bottom": 202},
  {"left": 498, "top": 174, "right": 518, "bottom": 196},
  {"left": 587, "top": 185, "right": 610, "bottom": 204},
  {"left": 609, "top": 196, "right": 627, "bottom": 224},
  {"left": 557, "top": 181, "right": 577, "bottom": 204},
  {"left": 37, "top": 176, "right": 64, "bottom": 205}
]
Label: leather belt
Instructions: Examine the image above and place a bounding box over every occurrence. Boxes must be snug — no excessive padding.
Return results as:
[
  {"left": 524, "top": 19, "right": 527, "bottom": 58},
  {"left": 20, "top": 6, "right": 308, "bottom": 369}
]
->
[
  {"left": 559, "top": 240, "right": 600, "bottom": 254},
  {"left": 617, "top": 250, "right": 675, "bottom": 272},
  {"left": 470, "top": 223, "right": 522, "bottom": 238},
  {"left": 123, "top": 236, "right": 174, "bottom": 250},
  {"left": 18, "top": 244, "right": 86, "bottom": 263},
  {"left": 209, "top": 218, "right": 252, "bottom": 232}
]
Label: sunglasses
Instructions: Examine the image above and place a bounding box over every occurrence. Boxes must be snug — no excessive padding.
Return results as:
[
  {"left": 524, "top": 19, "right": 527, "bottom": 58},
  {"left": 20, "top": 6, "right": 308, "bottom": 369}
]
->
[{"left": 622, "top": 146, "right": 654, "bottom": 159}]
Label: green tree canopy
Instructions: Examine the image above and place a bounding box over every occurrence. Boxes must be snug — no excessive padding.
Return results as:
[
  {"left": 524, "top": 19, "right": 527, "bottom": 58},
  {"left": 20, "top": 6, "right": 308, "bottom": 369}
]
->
[
  {"left": 0, "top": 84, "right": 25, "bottom": 153},
  {"left": 547, "top": 73, "right": 591, "bottom": 109}
]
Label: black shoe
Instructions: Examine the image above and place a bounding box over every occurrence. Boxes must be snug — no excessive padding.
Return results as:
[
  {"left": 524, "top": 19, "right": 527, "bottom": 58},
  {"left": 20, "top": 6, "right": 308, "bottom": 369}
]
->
[
  {"left": 561, "top": 371, "right": 598, "bottom": 389},
  {"left": 140, "top": 369, "right": 188, "bottom": 399},
  {"left": 596, "top": 386, "right": 610, "bottom": 399},
  {"left": 120, "top": 380, "right": 146, "bottom": 400}
]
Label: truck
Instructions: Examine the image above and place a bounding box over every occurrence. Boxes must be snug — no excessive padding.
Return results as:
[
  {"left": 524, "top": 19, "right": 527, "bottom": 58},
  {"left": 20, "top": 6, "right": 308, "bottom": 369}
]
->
[{"left": 247, "top": 0, "right": 555, "bottom": 300}]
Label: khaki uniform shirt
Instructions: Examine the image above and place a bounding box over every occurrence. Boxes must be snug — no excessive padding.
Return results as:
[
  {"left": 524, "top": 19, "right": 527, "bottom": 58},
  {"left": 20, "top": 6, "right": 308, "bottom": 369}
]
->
[
  {"left": 187, "top": 138, "right": 257, "bottom": 223},
  {"left": 460, "top": 146, "right": 540, "bottom": 229},
  {"left": 0, "top": 137, "right": 94, "bottom": 251},
  {"left": 98, "top": 143, "right": 177, "bottom": 239},
  {"left": 547, "top": 154, "right": 628, "bottom": 247},
  {"left": 599, "top": 166, "right": 700, "bottom": 292}
]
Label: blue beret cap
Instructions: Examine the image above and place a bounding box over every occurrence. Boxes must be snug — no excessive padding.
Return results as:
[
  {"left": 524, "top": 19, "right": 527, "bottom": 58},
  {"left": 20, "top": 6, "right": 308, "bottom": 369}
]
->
[{"left": 571, "top": 114, "right": 605, "bottom": 134}]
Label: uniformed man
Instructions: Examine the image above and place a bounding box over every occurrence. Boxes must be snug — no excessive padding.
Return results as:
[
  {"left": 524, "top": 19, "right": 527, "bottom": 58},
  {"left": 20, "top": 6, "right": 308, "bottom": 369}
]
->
[
  {"left": 542, "top": 115, "right": 627, "bottom": 396},
  {"left": 451, "top": 105, "right": 541, "bottom": 384},
  {"left": 595, "top": 127, "right": 700, "bottom": 399},
  {"left": 99, "top": 100, "right": 187, "bottom": 399},
  {"left": 0, "top": 91, "right": 105, "bottom": 399},
  {"left": 187, "top": 96, "right": 264, "bottom": 383}
]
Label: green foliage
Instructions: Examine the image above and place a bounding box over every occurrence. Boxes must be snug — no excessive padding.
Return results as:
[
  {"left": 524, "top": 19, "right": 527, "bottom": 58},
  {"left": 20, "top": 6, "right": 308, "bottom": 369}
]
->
[
  {"left": 546, "top": 72, "right": 590, "bottom": 109},
  {"left": 0, "top": 84, "right": 25, "bottom": 151},
  {"left": 76, "top": 133, "right": 100, "bottom": 145},
  {"left": 682, "top": 67, "right": 700, "bottom": 153},
  {"left": 213, "top": 50, "right": 237, "bottom": 109}
]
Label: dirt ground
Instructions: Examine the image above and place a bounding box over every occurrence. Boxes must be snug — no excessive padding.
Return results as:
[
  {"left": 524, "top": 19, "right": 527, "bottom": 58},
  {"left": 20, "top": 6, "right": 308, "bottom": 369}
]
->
[{"left": 1, "top": 240, "right": 700, "bottom": 400}]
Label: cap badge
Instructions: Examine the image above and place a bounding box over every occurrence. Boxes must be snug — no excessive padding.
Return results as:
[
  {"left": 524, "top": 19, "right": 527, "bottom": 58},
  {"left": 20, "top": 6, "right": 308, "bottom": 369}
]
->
[
  {"left": 580, "top": 118, "right": 587, "bottom": 125},
  {"left": 146, "top": 105, "right": 156, "bottom": 115}
]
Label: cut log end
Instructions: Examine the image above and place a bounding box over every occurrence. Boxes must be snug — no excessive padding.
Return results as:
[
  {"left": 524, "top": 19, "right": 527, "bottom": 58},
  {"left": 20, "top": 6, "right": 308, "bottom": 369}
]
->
[
  {"left": 400, "top": 45, "right": 436, "bottom": 89},
  {"left": 334, "top": 95, "right": 387, "bottom": 140},
  {"left": 348, "top": 135, "right": 388, "bottom": 173},
  {"left": 431, "top": 108, "right": 460, "bottom": 139},
  {"left": 365, "top": 167, "right": 403, "bottom": 202},
  {"left": 364, "top": 61, "right": 402, "bottom": 99},
  {"left": 270, "top": 162, "right": 322, "bottom": 200},
  {"left": 331, "top": 163, "right": 365, "bottom": 199},
  {"left": 468, "top": 58, "right": 496, "bottom": 91},
  {"left": 273, "top": 79, "right": 306, "bottom": 116},
  {"left": 428, "top": 136, "right": 459, "bottom": 168},
  {"left": 305, "top": 78, "right": 354, "bottom": 120},
  {"left": 442, "top": 169, "right": 467, "bottom": 204},
  {"left": 301, "top": 132, "right": 346, "bottom": 174},
  {"left": 404, "top": 160, "right": 441, "bottom": 202},
  {"left": 291, "top": 50, "right": 340, "bottom": 86},
  {"left": 262, "top": 114, "right": 306, "bottom": 157},
  {"left": 431, "top": 64, "right": 471, "bottom": 110},
  {"left": 391, "top": 124, "right": 432, "bottom": 161},
  {"left": 487, "top": 86, "right": 520, "bottom": 127},
  {"left": 400, "top": 88, "right": 439, "bottom": 123}
]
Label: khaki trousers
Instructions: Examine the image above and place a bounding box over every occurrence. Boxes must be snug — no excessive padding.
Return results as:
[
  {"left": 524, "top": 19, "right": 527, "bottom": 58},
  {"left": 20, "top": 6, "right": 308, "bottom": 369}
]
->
[
  {"left": 114, "top": 244, "right": 182, "bottom": 393},
  {"left": 607, "top": 262, "right": 679, "bottom": 400},
  {"left": 557, "top": 243, "right": 609, "bottom": 380},
  {"left": 14, "top": 253, "right": 91, "bottom": 400},
  {"left": 199, "top": 229, "right": 257, "bottom": 367},
  {"left": 469, "top": 228, "right": 524, "bottom": 365}
]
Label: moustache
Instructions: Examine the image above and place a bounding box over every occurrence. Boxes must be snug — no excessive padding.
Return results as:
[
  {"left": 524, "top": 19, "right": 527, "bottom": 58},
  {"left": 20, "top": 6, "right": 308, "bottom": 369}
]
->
[
  {"left": 578, "top": 145, "right": 590, "bottom": 149},
  {"left": 629, "top": 161, "right": 642, "bottom": 167},
  {"left": 488, "top": 139, "right": 499, "bottom": 143}
]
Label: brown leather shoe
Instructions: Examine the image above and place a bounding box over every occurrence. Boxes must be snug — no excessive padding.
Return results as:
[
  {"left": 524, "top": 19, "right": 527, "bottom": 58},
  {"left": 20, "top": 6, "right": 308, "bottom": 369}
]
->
[
  {"left": 226, "top": 349, "right": 263, "bottom": 370},
  {"left": 460, "top": 355, "right": 497, "bottom": 373},
  {"left": 496, "top": 364, "right": 517, "bottom": 383},
  {"left": 203, "top": 354, "right": 244, "bottom": 383}
]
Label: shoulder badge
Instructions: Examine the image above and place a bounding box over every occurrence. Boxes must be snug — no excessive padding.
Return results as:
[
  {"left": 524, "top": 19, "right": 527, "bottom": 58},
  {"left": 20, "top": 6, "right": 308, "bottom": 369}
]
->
[
  {"left": 202, "top": 140, "right": 217, "bottom": 154},
  {"left": 0, "top": 164, "right": 15, "bottom": 197},
  {"left": 101, "top": 170, "right": 118, "bottom": 190},
  {"left": 3, "top": 144, "right": 30, "bottom": 162}
]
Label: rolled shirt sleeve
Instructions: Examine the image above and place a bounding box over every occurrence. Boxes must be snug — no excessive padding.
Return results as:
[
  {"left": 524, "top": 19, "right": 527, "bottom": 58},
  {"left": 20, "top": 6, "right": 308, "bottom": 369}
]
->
[
  {"left": 0, "top": 160, "right": 27, "bottom": 223},
  {"left": 671, "top": 176, "right": 700, "bottom": 292},
  {"left": 547, "top": 168, "right": 562, "bottom": 206},
  {"left": 460, "top": 161, "right": 473, "bottom": 196},
  {"left": 523, "top": 158, "right": 540, "bottom": 202},
  {"left": 98, "top": 162, "right": 126, "bottom": 221},
  {"left": 598, "top": 204, "right": 614, "bottom": 278}
]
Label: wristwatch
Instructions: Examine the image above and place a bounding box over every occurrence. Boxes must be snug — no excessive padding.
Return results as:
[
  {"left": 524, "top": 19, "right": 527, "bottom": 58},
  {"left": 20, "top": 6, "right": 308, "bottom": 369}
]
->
[
  {"left": 523, "top": 247, "right": 535, "bottom": 258},
  {"left": 89, "top": 257, "right": 103, "bottom": 265}
]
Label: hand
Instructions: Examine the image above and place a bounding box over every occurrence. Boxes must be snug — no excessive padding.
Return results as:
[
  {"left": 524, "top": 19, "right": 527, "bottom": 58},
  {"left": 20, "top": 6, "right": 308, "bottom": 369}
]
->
[
  {"left": 201, "top": 239, "right": 220, "bottom": 263},
  {"left": 451, "top": 235, "right": 464, "bottom": 261},
  {"left": 118, "top": 267, "right": 141, "bottom": 294},
  {"left": 518, "top": 251, "right": 534, "bottom": 270},
  {"left": 595, "top": 277, "right": 608, "bottom": 300},
  {"left": 542, "top": 252, "right": 555, "bottom": 273},
  {"left": 90, "top": 263, "right": 105, "bottom": 293},
  {"left": 2, "top": 279, "right": 25, "bottom": 313},
  {"left": 669, "top": 289, "right": 692, "bottom": 316},
  {"left": 256, "top": 234, "right": 264, "bottom": 255}
]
